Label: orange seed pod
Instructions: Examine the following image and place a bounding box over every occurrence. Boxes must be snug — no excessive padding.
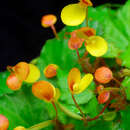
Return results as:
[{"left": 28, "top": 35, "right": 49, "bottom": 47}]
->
[
  {"left": 44, "top": 64, "right": 58, "bottom": 78},
  {"left": 6, "top": 73, "right": 22, "bottom": 90},
  {"left": 98, "top": 90, "right": 110, "bottom": 104},
  {"left": 0, "top": 114, "right": 9, "bottom": 130},
  {"left": 95, "top": 66, "right": 113, "bottom": 84}
]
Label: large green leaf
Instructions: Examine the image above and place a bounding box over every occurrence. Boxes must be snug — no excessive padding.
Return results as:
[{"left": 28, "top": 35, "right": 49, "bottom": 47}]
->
[
  {"left": 122, "top": 76, "right": 130, "bottom": 100},
  {"left": 0, "top": 86, "right": 51, "bottom": 130}
]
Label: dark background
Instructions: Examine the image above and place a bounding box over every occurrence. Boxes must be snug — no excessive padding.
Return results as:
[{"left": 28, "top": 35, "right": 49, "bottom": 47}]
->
[{"left": 1, "top": 0, "right": 126, "bottom": 71}]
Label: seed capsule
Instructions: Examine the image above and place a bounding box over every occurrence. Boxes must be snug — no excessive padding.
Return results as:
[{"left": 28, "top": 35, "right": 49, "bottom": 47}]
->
[
  {"left": 6, "top": 73, "right": 22, "bottom": 90},
  {"left": 98, "top": 90, "right": 110, "bottom": 104},
  {"left": 44, "top": 64, "right": 58, "bottom": 78},
  {"left": 0, "top": 114, "right": 9, "bottom": 130},
  {"left": 96, "top": 85, "right": 104, "bottom": 94},
  {"left": 95, "top": 66, "right": 113, "bottom": 84}
]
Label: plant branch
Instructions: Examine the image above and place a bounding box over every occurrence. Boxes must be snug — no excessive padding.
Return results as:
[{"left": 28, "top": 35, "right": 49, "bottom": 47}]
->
[
  {"left": 27, "top": 120, "right": 53, "bottom": 130},
  {"left": 57, "top": 102, "right": 82, "bottom": 120},
  {"left": 87, "top": 97, "right": 112, "bottom": 121}
]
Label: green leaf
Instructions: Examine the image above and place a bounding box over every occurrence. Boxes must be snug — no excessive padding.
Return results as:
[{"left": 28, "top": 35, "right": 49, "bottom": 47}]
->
[
  {"left": 0, "top": 86, "right": 51, "bottom": 130},
  {"left": 0, "top": 71, "right": 14, "bottom": 96},
  {"left": 120, "top": 106, "right": 130, "bottom": 130},
  {"left": 122, "top": 76, "right": 130, "bottom": 100}
]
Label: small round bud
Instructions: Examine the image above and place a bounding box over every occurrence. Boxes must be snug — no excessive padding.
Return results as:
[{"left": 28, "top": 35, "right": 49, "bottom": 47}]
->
[
  {"left": 0, "top": 114, "right": 9, "bottom": 130},
  {"left": 6, "top": 73, "right": 22, "bottom": 90},
  {"left": 98, "top": 91, "right": 110, "bottom": 104},
  {"left": 95, "top": 66, "right": 113, "bottom": 84},
  {"left": 41, "top": 14, "right": 57, "bottom": 28},
  {"left": 44, "top": 64, "right": 58, "bottom": 78},
  {"left": 13, "top": 126, "right": 26, "bottom": 130},
  {"left": 96, "top": 85, "right": 104, "bottom": 93}
]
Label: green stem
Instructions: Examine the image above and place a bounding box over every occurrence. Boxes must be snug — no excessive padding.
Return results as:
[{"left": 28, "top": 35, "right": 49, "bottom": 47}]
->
[
  {"left": 30, "top": 57, "right": 40, "bottom": 64},
  {"left": 118, "top": 69, "right": 130, "bottom": 78},
  {"left": 27, "top": 120, "right": 53, "bottom": 130},
  {"left": 56, "top": 102, "right": 82, "bottom": 120}
]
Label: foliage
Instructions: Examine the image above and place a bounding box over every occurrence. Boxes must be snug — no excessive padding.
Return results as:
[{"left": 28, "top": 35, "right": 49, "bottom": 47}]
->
[{"left": 0, "top": 0, "right": 130, "bottom": 130}]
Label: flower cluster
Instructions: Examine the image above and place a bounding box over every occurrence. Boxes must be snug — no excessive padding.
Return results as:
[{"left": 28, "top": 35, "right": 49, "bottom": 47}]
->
[{"left": 3, "top": 0, "right": 127, "bottom": 129}]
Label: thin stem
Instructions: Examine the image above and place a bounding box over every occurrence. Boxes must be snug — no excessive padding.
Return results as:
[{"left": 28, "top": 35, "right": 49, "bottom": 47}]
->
[
  {"left": 51, "top": 101, "right": 58, "bottom": 120},
  {"left": 7, "top": 66, "right": 13, "bottom": 73},
  {"left": 87, "top": 97, "right": 112, "bottom": 121},
  {"left": 76, "top": 48, "right": 80, "bottom": 60},
  {"left": 71, "top": 94, "right": 86, "bottom": 122},
  {"left": 104, "top": 87, "right": 120, "bottom": 92},
  {"left": 86, "top": 7, "right": 88, "bottom": 27},
  {"left": 27, "top": 120, "right": 53, "bottom": 130},
  {"left": 113, "top": 77, "right": 121, "bottom": 86},
  {"left": 57, "top": 102, "right": 82, "bottom": 120},
  {"left": 51, "top": 25, "right": 59, "bottom": 39}
]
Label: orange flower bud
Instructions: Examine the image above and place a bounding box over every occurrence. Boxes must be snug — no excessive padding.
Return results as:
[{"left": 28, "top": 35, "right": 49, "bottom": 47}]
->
[
  {"left": 0, "top": 114, "right": 9, "bottom": 130},
  {"left": 12, "top": 62, "right": 30, "bottom": 81},
  {"left": 96, "top": 85, "right": 104, "bottom": 93},
  {"left": 32, "top": 81, "right": 56, "bottom": 102},
  {"left": 98, "top": 91, "right": 110, "bottom": 104},
  {"left": 95, "top": 66, "right": 113, "bottom": 84},
  {"left": 68, "top": 31, "right": 84, "bottom": 50},
  {"left": 79, "top": 0, "right": 93, "bottom": 7},
  {"left": 41, "top": 14, "right": 57, "bottom": 28},
  {"left": 77, "top": 27, "right": 96, "bottom": 39},
  {"left": 6, "top": 73, "right": 22, "bottom": 90},
  {"left": 44, "top": 64, "right": 58, "bottom": 78}
]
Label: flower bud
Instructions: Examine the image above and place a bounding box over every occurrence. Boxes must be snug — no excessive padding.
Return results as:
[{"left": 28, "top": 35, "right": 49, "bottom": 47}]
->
[
  {"left": 0, "top": 114, "right": 9, "bottom": 130},
  {"left": 6, "top": 73, "right": 22, "bottom": 90},
  {"left": 98, "top": 90, "right": 110, "bottom": 104},
  {"left": 95, "top": 66, "right": 113, "bottom": 84}
]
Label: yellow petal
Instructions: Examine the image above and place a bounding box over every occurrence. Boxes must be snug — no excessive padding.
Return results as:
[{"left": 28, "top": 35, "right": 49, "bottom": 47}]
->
[
  {"left": 25, "top": 64, "right": 40, "bottom": 83},
  {"left": 73, "top": 73, "right": 93, "bottom": 94},
  {"left": 32, "top": 81, "right": 56, "bottom": 102},
  {"left": 68, "top": 68, "right": 81, "bottom": 93},
  {"left": 85, "top": 36, "right": 108, "bottom": 57},
  {"left": 61, "top": 4, "right": 86, "bottom": 26},
  {"left": 54, "top": 88, "right": 60, "bottom": 102}
]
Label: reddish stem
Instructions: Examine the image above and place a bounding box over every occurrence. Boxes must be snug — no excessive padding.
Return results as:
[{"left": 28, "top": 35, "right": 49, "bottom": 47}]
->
[
  {"left": 71, "top": 94, "right": 87, "bottom": 123},
  {"left": 87, "top": 97, "right": 112, "bottom": 121},
  {"left": 51, "top": 25, "right": 59, "bottom": 39},
  {"left": 51, "top": 101, "right": 58, "bottom": 120},
  {"left": 76, "top": 48, "right": 80, "bottom": 60},
  {"left": 113, "top": 77, "right": 121, "bottom": 86}
]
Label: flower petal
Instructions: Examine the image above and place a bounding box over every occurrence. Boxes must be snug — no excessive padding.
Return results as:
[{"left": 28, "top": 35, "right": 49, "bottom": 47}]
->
[
  {"left": 61, "top": 4, "right": 86, "bottom": 26},
  {"left": 73, "top": 73, "right": 93, "bottom": 94},
  {"left": 32, "top": 81, "right": 56, "bottom": 102},
  {"left": 25, "top": 64, "right": 40, "bottom": 83},
  {"left": 85, "top": 36, "right": 108, "bottom": 57},
  {"left": 68, "top": 68, "right": 81, "bottom": 93}
]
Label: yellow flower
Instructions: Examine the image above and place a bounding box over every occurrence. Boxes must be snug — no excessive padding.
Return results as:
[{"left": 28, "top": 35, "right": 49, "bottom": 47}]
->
[
  {"left": 68, "top": 68, "right": 93, "bottom": 94},
  {"left": 25, "top": 64, "right": 40, "bottom": 83},
  {"left": 43, "top": 64, "right": 58, "bottom": 78},
  {"left": 61, "top": 0, "right": 93, "bottom": 26},
  {"left": 13, "top": 126, "right": 26, "bottom": 130},
  {"left": 32, "top": 81, "right": 56, "bottom": 102},
  {"left": 85, "top": 36, "right": 108, "bottom": 57}
]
